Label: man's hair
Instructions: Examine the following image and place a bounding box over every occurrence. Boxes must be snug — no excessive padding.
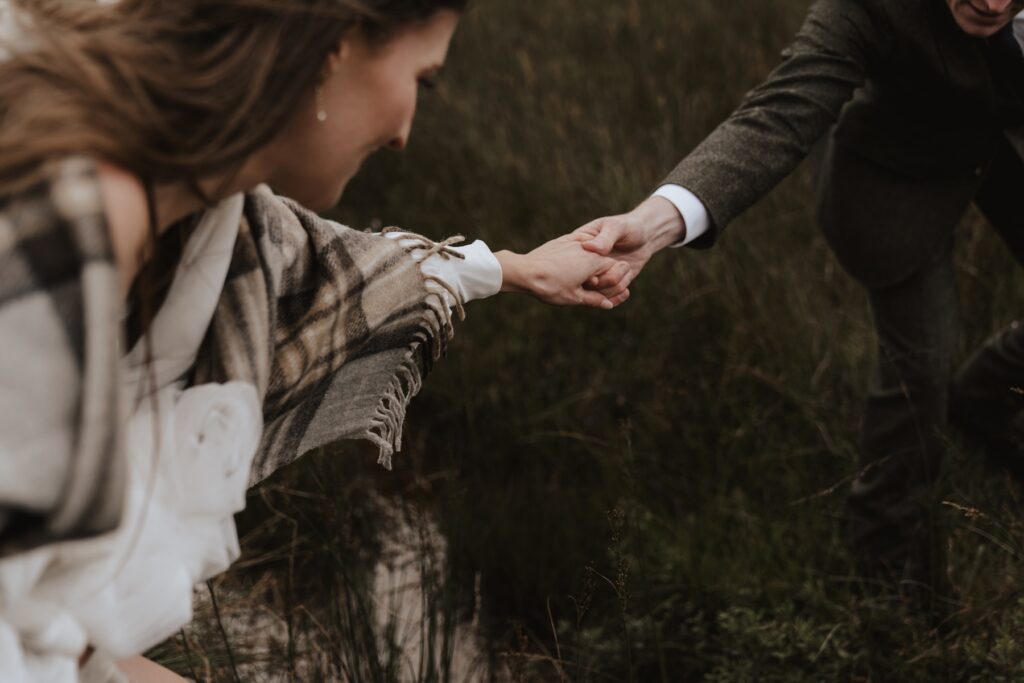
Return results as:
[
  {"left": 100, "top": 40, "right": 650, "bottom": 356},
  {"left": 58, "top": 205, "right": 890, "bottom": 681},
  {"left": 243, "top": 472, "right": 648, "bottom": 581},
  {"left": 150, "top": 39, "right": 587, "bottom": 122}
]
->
[{"left": 0, "top": 0, "right": 468, "bottom": 197}]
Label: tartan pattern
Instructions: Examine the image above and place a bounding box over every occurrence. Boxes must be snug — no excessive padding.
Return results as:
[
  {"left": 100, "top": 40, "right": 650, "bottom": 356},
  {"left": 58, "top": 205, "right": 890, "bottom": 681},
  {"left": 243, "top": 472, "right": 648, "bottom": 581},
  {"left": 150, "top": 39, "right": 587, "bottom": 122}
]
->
[
  {"left": 0, "top": 159, "right": 125, "bottom": 557},
  {"left": 0, "top": 164, "right": 457, "bottom": 556},
  {"left": 193, "top": 188, "right": 456, "bottom": 480}
]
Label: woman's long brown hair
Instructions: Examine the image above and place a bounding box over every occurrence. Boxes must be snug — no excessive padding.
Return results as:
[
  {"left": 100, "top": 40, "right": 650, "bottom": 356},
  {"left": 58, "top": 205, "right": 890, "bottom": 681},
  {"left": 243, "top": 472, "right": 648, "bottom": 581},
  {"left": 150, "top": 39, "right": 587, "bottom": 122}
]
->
[{"left": 0, "top": 0, "right": 468, "bottom": 198}]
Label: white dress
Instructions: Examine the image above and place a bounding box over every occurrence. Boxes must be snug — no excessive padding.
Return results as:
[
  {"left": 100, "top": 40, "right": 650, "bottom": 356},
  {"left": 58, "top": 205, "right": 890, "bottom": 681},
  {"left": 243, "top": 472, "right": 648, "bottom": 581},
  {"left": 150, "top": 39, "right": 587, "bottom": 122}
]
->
[{"left": 0, "top": 195, "right": 501, "bottom": 681}]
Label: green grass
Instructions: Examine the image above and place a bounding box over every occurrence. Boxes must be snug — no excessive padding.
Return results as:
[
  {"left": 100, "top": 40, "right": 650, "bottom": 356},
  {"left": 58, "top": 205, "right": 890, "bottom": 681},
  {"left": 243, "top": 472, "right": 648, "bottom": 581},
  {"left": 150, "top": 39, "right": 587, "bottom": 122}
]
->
[{"left": 159, "top": 0, "right": 1024, "bottom": 680}]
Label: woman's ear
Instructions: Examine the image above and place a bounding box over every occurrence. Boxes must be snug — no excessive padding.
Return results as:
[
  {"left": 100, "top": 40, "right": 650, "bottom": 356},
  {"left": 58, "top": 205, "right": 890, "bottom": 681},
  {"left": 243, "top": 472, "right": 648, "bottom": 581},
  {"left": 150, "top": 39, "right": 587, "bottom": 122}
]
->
[{"left": 325, "top": 38, "right": 351, "bottom": 74}]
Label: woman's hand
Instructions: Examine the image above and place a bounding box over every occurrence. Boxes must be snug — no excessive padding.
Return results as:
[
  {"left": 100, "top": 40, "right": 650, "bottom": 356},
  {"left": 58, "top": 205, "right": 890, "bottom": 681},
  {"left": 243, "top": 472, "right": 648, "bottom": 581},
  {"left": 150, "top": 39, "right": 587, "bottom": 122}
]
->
[{"left": 495, "top": 235, "right": 632, "bottom": 309}]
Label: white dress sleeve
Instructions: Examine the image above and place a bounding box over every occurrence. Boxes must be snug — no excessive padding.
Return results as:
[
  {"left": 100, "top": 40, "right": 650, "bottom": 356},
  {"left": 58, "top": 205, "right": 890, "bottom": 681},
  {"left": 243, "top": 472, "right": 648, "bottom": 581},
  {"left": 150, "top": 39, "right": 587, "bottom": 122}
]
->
[{"left": 383, "top": 234, "right": 503, "bottom": 307}]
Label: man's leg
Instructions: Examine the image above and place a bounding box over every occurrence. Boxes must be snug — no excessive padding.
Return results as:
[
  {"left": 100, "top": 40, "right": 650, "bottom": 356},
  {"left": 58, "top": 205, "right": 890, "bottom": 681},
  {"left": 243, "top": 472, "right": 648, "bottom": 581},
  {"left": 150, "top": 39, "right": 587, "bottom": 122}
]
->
[
  {"left": 814, "top": 136, "right": 966, "bottom": 592},
  {"left": 847, "top": 252, "right": 959, "bottom": 589},
  {"left": 951, "top": 139, "right": 1024, "bottom": 479}
]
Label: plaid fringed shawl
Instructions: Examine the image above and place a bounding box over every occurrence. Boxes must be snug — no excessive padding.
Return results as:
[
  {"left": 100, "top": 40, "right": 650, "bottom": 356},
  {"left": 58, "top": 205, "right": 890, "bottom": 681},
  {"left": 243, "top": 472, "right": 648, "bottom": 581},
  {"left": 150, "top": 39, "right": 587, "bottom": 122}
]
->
[
  {"left": 194, "top": 187, "right": 460, "bottom": 484},
  {"left": 0, "top": 159, "right": 461, "bottom": 557}
]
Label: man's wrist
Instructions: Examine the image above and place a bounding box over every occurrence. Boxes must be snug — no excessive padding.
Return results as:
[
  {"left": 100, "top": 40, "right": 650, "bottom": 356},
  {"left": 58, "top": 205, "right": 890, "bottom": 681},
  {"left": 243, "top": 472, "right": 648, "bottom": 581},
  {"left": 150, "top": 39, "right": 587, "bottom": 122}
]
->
[{"left": 634, "top": 196, "right": 686, "bottom": 252}]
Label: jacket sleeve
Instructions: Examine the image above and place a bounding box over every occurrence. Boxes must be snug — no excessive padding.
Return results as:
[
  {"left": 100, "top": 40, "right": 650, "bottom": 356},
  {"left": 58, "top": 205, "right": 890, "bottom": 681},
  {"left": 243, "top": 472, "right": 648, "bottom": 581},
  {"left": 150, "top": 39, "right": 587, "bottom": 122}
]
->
[{"left": 663, "top": 0, "right": 893, "bottom": 244}]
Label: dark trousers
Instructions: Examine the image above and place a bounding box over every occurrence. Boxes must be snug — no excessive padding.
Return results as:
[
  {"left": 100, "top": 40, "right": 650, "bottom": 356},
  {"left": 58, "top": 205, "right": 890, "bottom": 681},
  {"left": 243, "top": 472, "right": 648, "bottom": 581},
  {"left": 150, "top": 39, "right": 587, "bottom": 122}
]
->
[{"left": 816, "top": 136, "right": 1024, "bottom": 580}]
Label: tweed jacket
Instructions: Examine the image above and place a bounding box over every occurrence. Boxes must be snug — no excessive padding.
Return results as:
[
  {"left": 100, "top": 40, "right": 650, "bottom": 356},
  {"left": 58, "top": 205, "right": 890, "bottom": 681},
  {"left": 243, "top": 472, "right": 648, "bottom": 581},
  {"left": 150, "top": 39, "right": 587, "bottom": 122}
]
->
[{"left": 666, "top": 0, "right": 1023, "bottom": 283}]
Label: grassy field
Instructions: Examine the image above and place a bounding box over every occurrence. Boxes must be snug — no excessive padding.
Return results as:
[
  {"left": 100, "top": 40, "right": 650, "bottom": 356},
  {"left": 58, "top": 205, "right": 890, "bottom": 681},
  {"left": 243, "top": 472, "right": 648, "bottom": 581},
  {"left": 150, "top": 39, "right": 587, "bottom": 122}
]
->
[{"left": 156, "top": 0, "right": 1024, "bottom": 680}]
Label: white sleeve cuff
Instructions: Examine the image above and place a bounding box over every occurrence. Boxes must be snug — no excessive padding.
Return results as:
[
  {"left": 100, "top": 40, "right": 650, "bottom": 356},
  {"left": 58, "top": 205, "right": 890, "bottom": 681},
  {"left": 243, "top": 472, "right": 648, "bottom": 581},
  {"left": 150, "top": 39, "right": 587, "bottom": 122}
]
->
[
  {"left": 444, "top": 240, "right": 503, "bottom": 302},
  {"left": 652, "top": 184, "right": 710, "bottom": 247},
  {"left": 383, "top": 233, "right": 502, "bottom": 306}
]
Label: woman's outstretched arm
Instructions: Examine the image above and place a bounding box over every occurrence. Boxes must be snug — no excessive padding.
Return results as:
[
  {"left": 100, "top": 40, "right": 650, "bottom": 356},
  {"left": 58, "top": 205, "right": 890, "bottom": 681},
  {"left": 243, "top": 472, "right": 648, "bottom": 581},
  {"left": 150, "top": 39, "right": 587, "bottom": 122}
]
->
[
  {"left": 388, "top": 230, "right": 633, "bottom": 311},
  {"left": 495, "top": 234, "right": 632, "bottom": 309}
]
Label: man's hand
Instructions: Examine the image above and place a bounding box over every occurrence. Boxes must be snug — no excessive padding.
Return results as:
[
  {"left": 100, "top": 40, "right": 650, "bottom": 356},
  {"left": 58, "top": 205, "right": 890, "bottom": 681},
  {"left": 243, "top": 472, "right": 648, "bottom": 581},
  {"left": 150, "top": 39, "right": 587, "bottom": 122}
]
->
[
  {"left": 572, "top": 196, "right": 687, "bottom": 297},
  {"left": 496, "top": 235, "right": 632, "bottom": 309}
]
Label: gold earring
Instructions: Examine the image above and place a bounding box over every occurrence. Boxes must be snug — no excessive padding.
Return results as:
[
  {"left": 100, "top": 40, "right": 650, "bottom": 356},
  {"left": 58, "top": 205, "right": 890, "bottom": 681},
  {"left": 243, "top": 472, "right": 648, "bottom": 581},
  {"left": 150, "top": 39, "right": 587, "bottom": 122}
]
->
[{"left": 316, "top": 85, "right": 328, "bottom": 122}]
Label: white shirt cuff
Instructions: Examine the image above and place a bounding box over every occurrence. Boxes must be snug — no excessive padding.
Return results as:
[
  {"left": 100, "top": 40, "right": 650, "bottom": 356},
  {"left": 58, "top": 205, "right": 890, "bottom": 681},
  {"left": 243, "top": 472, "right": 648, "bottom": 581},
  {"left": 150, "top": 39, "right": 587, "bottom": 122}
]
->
[
  {"left": 652, "top": 184, "right": 710, "bottom": 247},
  {"left": 383, "top": 234, "right": 502, "bottom": 306}
]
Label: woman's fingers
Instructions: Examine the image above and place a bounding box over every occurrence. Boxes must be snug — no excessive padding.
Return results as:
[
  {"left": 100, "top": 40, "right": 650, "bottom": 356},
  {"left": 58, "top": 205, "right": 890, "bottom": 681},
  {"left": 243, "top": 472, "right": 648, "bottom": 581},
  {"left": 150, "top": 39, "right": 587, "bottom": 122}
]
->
[
  {"left": 517, "top": 238, "right": 634, "bottom": 308},
  {"left": 571, "top": 257, "right": 631, "bottom": 308},
  {"left": 578, "top": 258, "right": 632, "bottom": 308},
  {"left": 576, "top": 286, "right": 631, "bottom": 309},
  {"left": 577, "top": 288, "right": 615, "bottom": 309},
  {"left": 607, "top": 287, "right": 630, "bottom": 307}
]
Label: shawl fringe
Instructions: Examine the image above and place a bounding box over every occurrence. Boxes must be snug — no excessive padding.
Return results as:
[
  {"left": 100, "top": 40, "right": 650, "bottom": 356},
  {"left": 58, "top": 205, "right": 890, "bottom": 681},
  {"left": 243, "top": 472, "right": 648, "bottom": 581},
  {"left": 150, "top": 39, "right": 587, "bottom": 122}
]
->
[{"left": 367, "top": 231, "right": 466, "bottom": 470}]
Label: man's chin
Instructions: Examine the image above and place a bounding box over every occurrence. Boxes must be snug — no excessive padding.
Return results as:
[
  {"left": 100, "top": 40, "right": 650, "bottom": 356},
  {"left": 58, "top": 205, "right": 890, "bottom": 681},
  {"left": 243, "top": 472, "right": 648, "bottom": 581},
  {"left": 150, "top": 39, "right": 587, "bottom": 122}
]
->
[
  {"left": 953, "top": 19, "right": 1004, "bottom": 37},
  {"left": 967, "top": 24, "right": 1008, "bottom": 37},
  {"left": 951, "top": 8, "right": 1014, "bottom": 37}
]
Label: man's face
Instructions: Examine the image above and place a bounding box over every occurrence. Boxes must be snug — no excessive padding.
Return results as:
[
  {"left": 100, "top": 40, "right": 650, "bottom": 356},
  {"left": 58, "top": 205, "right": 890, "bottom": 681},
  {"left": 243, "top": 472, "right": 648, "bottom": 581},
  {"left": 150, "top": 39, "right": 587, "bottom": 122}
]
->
[{"left": 946, "top": 0, "right": 1024, "bottom": 37}]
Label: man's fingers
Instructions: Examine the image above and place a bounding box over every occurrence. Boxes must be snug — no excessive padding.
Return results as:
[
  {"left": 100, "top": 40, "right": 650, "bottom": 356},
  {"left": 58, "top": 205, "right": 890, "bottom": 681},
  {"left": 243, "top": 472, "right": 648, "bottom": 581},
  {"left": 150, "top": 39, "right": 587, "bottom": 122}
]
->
[
  {"left": 571, "top": 219, "right": 602, "bottom": 239},
  {"left": 599, "top": 276, "right": 631, "bottom": 299},
  {"left": 578, "top": 219, "right": 623, "bottom": 255},
  {"left": 589, "top": 260, "right": 631, "bottom": 290}
]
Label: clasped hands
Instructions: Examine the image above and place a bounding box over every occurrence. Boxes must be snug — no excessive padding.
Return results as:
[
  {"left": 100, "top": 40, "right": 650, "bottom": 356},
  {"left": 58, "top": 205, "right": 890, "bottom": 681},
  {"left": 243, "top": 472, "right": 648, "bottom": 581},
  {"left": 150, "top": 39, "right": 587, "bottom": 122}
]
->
[{"left": 497, "top": 196, "right": 685, "bottom": 309}]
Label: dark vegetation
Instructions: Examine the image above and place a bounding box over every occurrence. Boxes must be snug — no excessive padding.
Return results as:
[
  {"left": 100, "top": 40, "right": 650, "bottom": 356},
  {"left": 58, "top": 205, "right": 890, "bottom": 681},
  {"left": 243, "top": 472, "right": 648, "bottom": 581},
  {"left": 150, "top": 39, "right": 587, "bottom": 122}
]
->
[{"left": 154, "top": 1, "right": 1024, "bottom": 679}]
